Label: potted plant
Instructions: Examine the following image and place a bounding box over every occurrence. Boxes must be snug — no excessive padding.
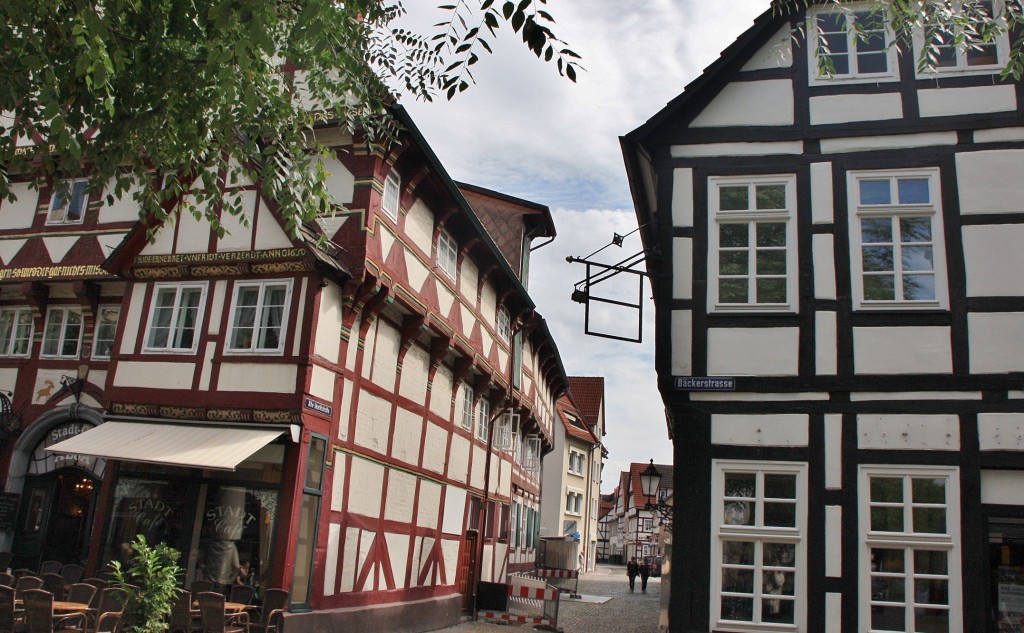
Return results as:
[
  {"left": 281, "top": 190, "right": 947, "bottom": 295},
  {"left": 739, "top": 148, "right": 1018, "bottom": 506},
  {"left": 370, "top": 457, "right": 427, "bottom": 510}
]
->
[{"left": 110, "top": 535, "right": 183, "bottom": 633}]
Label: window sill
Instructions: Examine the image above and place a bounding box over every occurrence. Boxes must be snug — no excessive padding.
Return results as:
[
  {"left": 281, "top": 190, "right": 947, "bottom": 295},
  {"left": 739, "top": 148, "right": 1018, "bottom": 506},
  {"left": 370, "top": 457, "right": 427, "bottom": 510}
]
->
[
  {"left": 711, "top": 304, "right": 796, "bottom": 314},
  {"left": 854, "top": 301, "right": 947, "bottom": 311}
]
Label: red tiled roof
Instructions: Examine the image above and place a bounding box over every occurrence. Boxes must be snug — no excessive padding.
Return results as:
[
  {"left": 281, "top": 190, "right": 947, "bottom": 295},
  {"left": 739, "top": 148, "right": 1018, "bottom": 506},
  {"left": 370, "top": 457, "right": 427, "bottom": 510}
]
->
[
  {"left": 556, "top": 394, "right": 599, "bottom": 445},
  {"left": 628, "top": 461, "right": 671, "bottom": 508},
  {"left": 567, "top": 376, "right": 604, "bottom": 429}
]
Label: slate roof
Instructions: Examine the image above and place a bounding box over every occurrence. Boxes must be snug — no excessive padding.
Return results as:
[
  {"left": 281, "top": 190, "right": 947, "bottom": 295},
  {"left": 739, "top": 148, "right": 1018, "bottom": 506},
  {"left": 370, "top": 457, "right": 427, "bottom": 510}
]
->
[{"left": 567, "top": 376, "right": 605, "bottom": 430}]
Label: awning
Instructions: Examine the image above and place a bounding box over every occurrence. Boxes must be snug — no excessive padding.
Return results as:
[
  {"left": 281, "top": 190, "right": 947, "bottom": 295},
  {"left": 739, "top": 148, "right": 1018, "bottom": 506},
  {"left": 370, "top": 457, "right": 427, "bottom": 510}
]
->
[{"left": 46, "top": 421, "right": 287, "bottom": 471}]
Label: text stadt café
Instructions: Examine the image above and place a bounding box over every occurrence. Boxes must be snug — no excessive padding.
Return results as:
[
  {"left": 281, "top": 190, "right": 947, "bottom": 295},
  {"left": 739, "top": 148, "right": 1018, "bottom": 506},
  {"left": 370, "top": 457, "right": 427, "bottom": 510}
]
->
[{"left": 0, "top": 105, "right": 567, "bottom": 633}]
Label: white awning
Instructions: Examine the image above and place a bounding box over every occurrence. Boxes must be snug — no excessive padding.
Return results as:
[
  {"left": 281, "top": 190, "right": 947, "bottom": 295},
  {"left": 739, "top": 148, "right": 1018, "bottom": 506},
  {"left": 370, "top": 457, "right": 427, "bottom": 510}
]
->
[{"left": 46, "top": 421, "right": 286, "bottom": 471}]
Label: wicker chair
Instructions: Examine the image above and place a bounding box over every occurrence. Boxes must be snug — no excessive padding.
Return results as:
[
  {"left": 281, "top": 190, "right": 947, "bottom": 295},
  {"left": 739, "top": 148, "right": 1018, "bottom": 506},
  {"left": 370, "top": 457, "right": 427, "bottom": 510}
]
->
[
  {"left": 0, "top": 574, "right": 13, "bottom": 589},
  {"left": 196, "top": 592, "right": 247, "bottom": 633},
  {"left": 40, "top": 576, "right": 63, "bottom": 602},
  {"left": 90, "top": 588, "right": 126, "bottom": 633},
  {"left": 63, "top": 585, "right": 95, "bottom": 609},
  {"left": 189, "top": 581, "right": 213, "bottom": 596},
  {"left": 14, "top": 578, "right": 42, "bottom": 601},
  {"left": 58, "top": 567, "right": 83, "bottom": 587},
  {"left": 227, "top": 585, "right": 254, "bottom": 606},
  {"left": 0, "top": 584, "right": 26, "bottom": 633},
  {"left": 37, "top": 564, "right": 60, "bottom": 577},
  {"left": 247, "top": 589, "right": 287, "bottom": 633},
  {"left": 22, "top": 590, "right": 87, "bottom": 633},
  {"left": 169, "top": 591, "right": 202, "bottom": 633}
]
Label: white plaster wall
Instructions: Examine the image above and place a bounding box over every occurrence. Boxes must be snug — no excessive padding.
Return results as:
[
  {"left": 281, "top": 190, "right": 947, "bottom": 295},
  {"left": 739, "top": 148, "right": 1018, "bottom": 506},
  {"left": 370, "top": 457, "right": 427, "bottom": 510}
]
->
[
  {"left": 217, "top": 191, "right": 256, "bottom": 251},
  {"left": 42, "top": 236, "right": 77, "bottom": 264},
  {"left": 141, "top": 221, "right": 175, "bottom": 255},
  {"left": 975, "top": 127, "right": 1024, "bottom": 143},
  {"left": 0, "top": 368, "right": 18, "bottom": 393},
  {"left": 857, "top": 414, "right": 960, "bottom": 450},
  {"left": 218, "top": 362, "right": 296, "bottom": 393},
  {"left": 918, "top": 85, "right": 1017, "bottom": 117},
  {"left": 449, "top": 434, "right": 470, "bottom": 483},
  {"left": 291, "top": 279, "right": 307, "bottom": 357},
  {"left": 0, "top": 183, "right": 37, "bottom": 230},
  {"left": 853, "top": 327, "right": 952, "bottom": 374},
  {"left": 480, "top": 282, "right": 497, "bottom": 328},
  {"left": 339, "top": 381, "right": 353, "bottom": 442},
  {"left": 826, "top": 593, "right": 842, "bottom": 633},
  {"left": 981, "top": 470, "right": 1024, "bottom": 505},
  {"left": 707, "top": 328, "right": 799, "bottom": 376},
  {"left": 324, "top": 523, "right": 340, "bottom": 595},
  {"left": 813, "top": 235, "right": 836, "bottom": 299},
  {"left": 340, "top": 527, "right": 360, "bottom": 593},
  {"left": 441, "top": 486, "right": 467, "bottom": 535},
  {"left": 672, "top": 168, "right": 694, "bottom": 227},
  {"left": 348, "top": 458, "right": 385, "bottom": 517},
  {"left": 816, "top": 312, "right": 838, "bottom": 376},
  {"left": 459, "top": 258, "right": 479, "bottom": 304},
  {"left": 671, "top": 311, "right": 692, "bottom": 376},
  {"left": 330, "top": 454, "right": 348, "bottom": 511},
  {"left": 825, "top": 414, "right": 842, "bottom": 489},
  {"left": 711, "top": 414, "right": 808, "bottom": 447},
  {"left": 741, "top": 26, "right": 793, "bottom": 70},
  {"left": 459, "top": 304, "right": 475, "bottom": 338},
  {"left": 404, "top": 250, "right": 430, "bottom": 294},
  {"left": 436, "top": 284, "right": 455, "bottom": 320},
  {"left": 207, "top": 280, "right": 226, "bottom": 335},
  {"left": 314, "top": 283, "right": 342, "bottom": 364},
  {"left": 422, "top": 422, "right": 449, "bottom": 475},
  {"left": 405, "top": 199, "right": 434, "bottom": 256},
  {"left": 354, "top": 390, "right": 392, "bottom": 454},
  {"left": 309, "top": 365, "right": 335, "bottom": 401},
  {"left": 175, "top": 206, "right": 210, "bottom": 253},
  {"left": 673, "top": 238, "right": 692, "bottom": 300},
  {"left": 810, "top": 162, "right": 833, "bottom": 225},
  {"left": 253, "top": 199, "right": 293, "bottom": 250},
  {"left": 690, "top": 80, "right": 794, "bottom": 127},
  {"left": 809, "top": 93, "right": 903, "bottom": 126},
  {"left": 417, "top": 480, "right": 442, "bottom": 530},
  {"left": 198, "top": 343, "right": 215, "bottom": 391},
  {"left": 820, "top": 132, "right": 957, "bottom": 154},
  {"left": 370, "top": 319, "right": 400, "bottom": 392},
  {"left": 399, "top": 344, "right": 429, "bottom": 403},
  {"left": 442, "top": 540, "right": 461, "bottom": 585},
  {"left": 319, "top": 154, "right": 355, "bottom": 205},
  {"left": 671, "top": 141, "right": 803, "bottom": 158},
  {"left": 498, "top": 460, "right": 511, "bottom": 498},
  {"left": 969, "top": 313, "right": 1024, "bottom": 373},
  {"left": 0, "top": 239, "right": 26, "bottom": 265},
  {"left": 851, "top": 391, "right": 980, "bottom": 401},
  {"left": 384, "top": 470, "right": 417, "bottom": 523},
  {"left": 956, "top": 150, "right": 1024, "bottom": 215},
  {"left": 430, "top": 366, "right": 453, "bottom": 419},
  {"left": 385, "top": 532, "right": 410, "bottom": 588},
  {"left": 978, "top": 413, "right": 1024, "bottom": 451},
  {"left": 119, "top": 286, "right": 146, "bottom": 354},
  {"left": 471, "top": 445, "right": 485, "bottom": 490},
  {"left": 391, "top": 406, "right": 422, "bottom": 465},
  {"left": 825, "top": 505, "right": 841, "bottom": 577},
  {"left": 963, "top": 224, "right": 1024, "bottom": 296},
  {"left": 113, "top": 361, "right": 194, "bottom": 389}
]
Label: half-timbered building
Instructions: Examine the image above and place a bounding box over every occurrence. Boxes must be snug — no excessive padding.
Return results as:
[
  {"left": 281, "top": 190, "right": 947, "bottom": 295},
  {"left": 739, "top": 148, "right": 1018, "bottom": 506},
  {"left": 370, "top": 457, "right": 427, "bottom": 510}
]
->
[
  {"left": 622, "top": 2, "right": 1024, "bottom": 632},
  {"left": 0, "top": 104, "right": 568, "bottom": 633}
]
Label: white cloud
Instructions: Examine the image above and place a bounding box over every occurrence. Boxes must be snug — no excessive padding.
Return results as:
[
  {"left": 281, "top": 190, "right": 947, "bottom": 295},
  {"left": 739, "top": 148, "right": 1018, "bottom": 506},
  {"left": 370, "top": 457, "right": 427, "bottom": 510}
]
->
[{"left": 400, "top": 1, "right": 769, "bottom": 491}]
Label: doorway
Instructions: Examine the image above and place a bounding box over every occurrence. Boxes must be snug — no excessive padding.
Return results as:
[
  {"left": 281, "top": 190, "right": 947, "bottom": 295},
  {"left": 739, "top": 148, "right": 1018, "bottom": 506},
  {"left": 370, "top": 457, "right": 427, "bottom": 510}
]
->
[{"left": 14, "top": 469, "right": 98, "bottom": 567}]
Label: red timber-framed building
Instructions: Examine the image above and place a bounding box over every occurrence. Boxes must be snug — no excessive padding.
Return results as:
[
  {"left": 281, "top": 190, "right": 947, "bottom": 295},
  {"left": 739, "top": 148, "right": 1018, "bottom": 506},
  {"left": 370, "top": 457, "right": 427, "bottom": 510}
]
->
[{"left": 0, "top": 105, "right": 568, "bottom": 632}]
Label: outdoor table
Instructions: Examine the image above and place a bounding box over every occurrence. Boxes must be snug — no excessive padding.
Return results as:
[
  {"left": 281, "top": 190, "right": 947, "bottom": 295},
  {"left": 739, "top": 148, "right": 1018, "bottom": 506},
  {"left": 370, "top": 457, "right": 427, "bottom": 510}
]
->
[{"left": 53, "top": 601, "right": 90, "bottom": 612}]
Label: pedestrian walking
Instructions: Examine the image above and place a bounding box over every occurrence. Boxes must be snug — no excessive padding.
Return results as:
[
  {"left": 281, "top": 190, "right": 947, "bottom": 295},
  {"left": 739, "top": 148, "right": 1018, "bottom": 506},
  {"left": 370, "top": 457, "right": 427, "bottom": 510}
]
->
[
  {"left": 626, "top": 557, "right": 639, "bottom": 592},
  {"left": 639, "top": 558, "right": 650, "bottom": 593}
]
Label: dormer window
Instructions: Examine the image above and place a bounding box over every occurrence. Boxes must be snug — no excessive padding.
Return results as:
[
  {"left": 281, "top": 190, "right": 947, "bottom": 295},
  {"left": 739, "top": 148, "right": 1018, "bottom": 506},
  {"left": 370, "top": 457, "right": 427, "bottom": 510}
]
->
[
  {"left": 915, "top": 0, "right": 1008, "bottom": 76},
  {"left": 382, "top": 171, "right": 400, "bottom": 221},
  {"left": 47, "top": 179, "right": 89, "bottom": 225},
  {"left": 809, "top": 4, "right": 898, "bottom": 84},
  {"left": 437, "top": 228, "right": 457, "bottom": 280}
]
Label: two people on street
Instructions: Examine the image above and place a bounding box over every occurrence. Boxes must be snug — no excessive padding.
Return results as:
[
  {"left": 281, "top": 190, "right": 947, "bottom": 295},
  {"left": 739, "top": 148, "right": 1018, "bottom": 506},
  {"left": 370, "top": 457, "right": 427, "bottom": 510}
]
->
[{"left": 626, "top": 557, "right": 651, "bottom": 593}]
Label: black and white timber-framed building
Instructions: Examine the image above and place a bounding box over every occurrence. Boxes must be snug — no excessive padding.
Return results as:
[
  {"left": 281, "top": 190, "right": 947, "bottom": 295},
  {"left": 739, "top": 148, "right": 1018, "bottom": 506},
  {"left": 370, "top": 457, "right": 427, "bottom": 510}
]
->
[{"left": 622, "top": 2, "right": 1024, "bottom": 632}]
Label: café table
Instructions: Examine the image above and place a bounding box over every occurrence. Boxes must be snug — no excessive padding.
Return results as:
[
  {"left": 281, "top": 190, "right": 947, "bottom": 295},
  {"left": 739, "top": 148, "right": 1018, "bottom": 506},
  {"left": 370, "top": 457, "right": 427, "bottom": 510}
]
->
[{"left": 53, "top": 601, "right": 91, "bottom": 613}]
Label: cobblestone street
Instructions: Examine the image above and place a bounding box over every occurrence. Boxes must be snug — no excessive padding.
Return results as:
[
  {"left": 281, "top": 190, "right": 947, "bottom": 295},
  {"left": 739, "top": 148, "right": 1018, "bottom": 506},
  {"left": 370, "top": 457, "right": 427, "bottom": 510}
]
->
[{"left": 436, "top": 565, "right": 662, "bottom": 633}]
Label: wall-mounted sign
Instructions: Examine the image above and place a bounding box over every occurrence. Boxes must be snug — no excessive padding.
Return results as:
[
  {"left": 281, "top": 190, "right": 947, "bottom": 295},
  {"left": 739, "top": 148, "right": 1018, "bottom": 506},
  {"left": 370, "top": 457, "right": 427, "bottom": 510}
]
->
[
  {"left": 673, "top": 376, "right": 736, "bottom": 391},
  {"left": 303, "top": 398, "right": 332, "bottom": 417}
]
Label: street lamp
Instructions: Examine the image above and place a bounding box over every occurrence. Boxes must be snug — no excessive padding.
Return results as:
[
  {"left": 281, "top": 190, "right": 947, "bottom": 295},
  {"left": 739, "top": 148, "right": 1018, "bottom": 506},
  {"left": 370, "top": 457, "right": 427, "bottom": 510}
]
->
[{"left": 639, "top": 459, "right": 672, "bottom": 528}]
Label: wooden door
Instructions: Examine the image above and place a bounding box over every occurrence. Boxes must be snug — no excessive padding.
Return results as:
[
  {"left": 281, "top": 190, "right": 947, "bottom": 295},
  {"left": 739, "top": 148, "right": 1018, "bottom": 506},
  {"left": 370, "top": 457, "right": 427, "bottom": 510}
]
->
[{"left": 458, "top": 530, "right": 478, "bottom": 612}]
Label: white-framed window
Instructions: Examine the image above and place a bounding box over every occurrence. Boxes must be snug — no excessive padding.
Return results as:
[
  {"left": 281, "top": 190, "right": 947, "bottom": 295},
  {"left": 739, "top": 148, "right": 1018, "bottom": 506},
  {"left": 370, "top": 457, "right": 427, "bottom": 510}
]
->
[
  {"left": 437, "top": 228, "right": 458, "bottom": 280},
  {"left": 566, "top": 491, "right": 582, "bottom": 516},
  {"left": 809, "top": 3, "right": 899, "bottom": 84},
  {"left": 460, "top": 383, "right": 474, "bottom": 431},
  {"left": 524, "top": 435, "right": 541, "bottom": 473},
  {"left": 47, "top": 179, "right": 89, "bottom": 225},
  {"left": 709, "top": 175, "right": 798, "bottom": 312},
  {"left": 0, "top": 307, "right": 34, "bottom": 357},
  {"left": 914, "top": 0, "right": 1008, "bottom": 76},
  {"left": 92, "top": 305, "right": 120, "bottom": 360},
  {"left": 476, "top": 398, "right": 490, "bottom": 441},
  {"left": 226, "top": 280, "right": 291, "bottom": 354},
  {"left": 859, "top": 466, "right": 962, "bottom": 633},
  {"left": 711, "top": 460, "right": 806, "bottom": 630},
  {"left": 644, "top": 518, "right": 654, "bottom": 532},
  {"left": 497, "top": 307, "right": 512, "bottom": 342},
  {"left": 848, "top": 169, "right": 948, "bottom": 310},
  {"left": 569, "top": 449, "right": 585, "bottom": 475},
  {"left": 144, "top": 282, "right": 207, "bottom": 353},
  {"left": 494, "top": 411, "right": 517, "bottom": 451},
  {"left": 574, "top": 494, "right": 582, "bottom": 515},
  {"left": 41, "top": 306, "right": 83, "bottom": 358},
  {"left": 382, "top": 170, "right": 401, "bottom": 221}
]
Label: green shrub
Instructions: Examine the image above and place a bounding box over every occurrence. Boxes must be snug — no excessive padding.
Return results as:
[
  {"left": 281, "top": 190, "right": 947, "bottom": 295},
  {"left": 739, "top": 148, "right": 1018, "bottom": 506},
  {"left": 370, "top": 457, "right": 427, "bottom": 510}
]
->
[{"left": 109, "top": 535, "right": 183, "bottom": 633}]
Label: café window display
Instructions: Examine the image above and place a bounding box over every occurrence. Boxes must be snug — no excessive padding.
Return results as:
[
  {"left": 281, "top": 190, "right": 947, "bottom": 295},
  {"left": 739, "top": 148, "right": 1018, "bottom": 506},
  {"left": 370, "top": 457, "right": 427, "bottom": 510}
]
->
[
  {"left": 195, "top": 485, "right": 279, "bottom": 596},
  {"left": 990, "top": 518, "right": 1024, "bottom": 631}
]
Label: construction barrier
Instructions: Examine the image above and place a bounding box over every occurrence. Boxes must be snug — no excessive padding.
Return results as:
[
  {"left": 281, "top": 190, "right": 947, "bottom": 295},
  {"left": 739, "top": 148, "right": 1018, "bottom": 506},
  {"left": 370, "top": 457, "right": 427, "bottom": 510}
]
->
[
  {"left": 529, "top": 566, "right": 580, "bottom": 599},
  {"left": 475, "top": 575, "right": 560, "bottom": 629}
]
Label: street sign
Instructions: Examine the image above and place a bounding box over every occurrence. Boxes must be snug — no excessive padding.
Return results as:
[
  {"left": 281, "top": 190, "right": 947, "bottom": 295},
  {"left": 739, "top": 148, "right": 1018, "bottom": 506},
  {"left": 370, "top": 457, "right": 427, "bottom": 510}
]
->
[{"left": 673, "top": 376, "right": 736, "bottom": 391}]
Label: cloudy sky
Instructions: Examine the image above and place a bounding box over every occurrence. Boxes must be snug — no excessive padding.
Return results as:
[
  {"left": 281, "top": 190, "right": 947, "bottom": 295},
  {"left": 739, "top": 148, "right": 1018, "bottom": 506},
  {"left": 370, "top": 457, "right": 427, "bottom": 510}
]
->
[{"left": 399, "top": 0, "right": 769, "bottom": 491}]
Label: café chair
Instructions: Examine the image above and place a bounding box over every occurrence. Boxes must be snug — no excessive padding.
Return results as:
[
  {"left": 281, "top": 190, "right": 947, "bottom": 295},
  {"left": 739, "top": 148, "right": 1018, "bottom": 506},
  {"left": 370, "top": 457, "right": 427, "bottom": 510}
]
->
[
  {"left": 58, "top": 568, "right": 82, "bottom": 588},
  {"left": 189, "top": 581, "right": 213, "bottom": 596},
  {"left": 0, "top": 574, "right": 14, "bottom": 589},
  {"left": 10, "top": 572, "right": 33, "bottom": 581},
  {"left": 39, "top": 577, "right": 62, "bottom": 602},
  {"left": 90, "top": 589, "right": 126, "bottom": 633},
  {"left": 197, "top": 593, "right": 248, "bottom": 633},
  {"left": 169, "top": 591, "right": 201, "bottom": 633},
  {"left": 227, "top": 586, "right": 254, "bottom": 607},
  {"left": 37, "top": 565, "right": 60, "bottom": 578},
  {"left": 247, "top": 589, "right": 287, "bottom": 633},
  {"left": 14, "top": 578, "right": 41, "bottom": 601},
  {"left": 22, "top": 590, "right": 87, "bottom": 633},
  {"left": 0, "top": 584, "right": 27, "bottom": 633},
  {"left": 63, "top": 586, "right": 95, "bottom": 610}
]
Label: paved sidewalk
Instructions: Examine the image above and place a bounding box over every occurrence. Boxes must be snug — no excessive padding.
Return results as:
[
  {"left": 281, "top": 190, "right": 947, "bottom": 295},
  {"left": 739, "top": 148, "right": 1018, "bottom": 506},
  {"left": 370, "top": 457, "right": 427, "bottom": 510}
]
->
[{"left": 434, "top": 565, "right": 662, "bottom": 633}]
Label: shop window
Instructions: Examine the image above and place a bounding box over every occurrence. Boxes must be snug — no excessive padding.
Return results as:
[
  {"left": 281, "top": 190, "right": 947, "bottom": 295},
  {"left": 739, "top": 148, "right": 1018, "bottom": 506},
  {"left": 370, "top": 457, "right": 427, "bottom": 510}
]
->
[
  {"left": 92, "top": 306, "right": 120, "bottom": 359},
  {"left": 226, "top": 280, "right": 291, "bottom": 354},
  {"left": 41, "top": 306, "right": 83, "bottom": 358},
  {"left": 291, "top": 435, "right": 327, "bottom": 607},
  {"left": 989, "top": 518, "right": 1024, "bottom": 629},
  {"left": 0, "top": 307, "right": 33, "bottom": 357},
  {"left": 105, "top": 477, "right": 190, "bottom": 565},
  {"left": 145, "top": 283, "right": 207, "bottom": 352},
  {"left": 197, "top": 484, "right": 281, "bottom": 597}
]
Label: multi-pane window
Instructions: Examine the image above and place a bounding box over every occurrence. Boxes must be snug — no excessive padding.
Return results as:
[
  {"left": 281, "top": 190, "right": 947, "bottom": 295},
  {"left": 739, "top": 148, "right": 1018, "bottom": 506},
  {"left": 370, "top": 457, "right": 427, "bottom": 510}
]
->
[
  {"left": 497, "top": 307, "right": 512, "bottom": 342},
  {"left": 145, "top": 283, "right": 206, "bottom": 352},
  {"left": 811, "top": 5, "right": 896, "bottom": 81},
  {"left": 92, "top": 306, "right": 120, "bottom": 359},
  {"left": 476, "top": 399, "right": 490, "bottom": 441},
  {"left": 566, "top": 491, "right": 582, "bottom": 516},
  {"left": 47, "top": 179, "right": 89, "bottom": 225},
  {"left": 860, "top": 467, "right": 961, "bottom": 633},
  {"left": 460, "top": 384, "right": 474, "bottom": 431},
  {"left": 569, "top": 449, "right": 585, "bottom": 475},
  {"left": 227, "top": 280, "right": 290, "bottom": 353},
  {"left": 849, "top": 169, "right": 947, "bottom": 309},
  {"left": 712, "top": 461, "right": 806, "bottom": 630},
  {"left": 917, "top": 0, "right": 1007, "bottom": 74},
  {"left": 0, "top": 307, "right": 34, "bottom": 356},
  {"left": 382, "top": 170, "right": 401, "bottom": 221},
  {"left": 41, "top": 307, "right": 83, "bottom": 358},
  {"left": 437, "top": 229, "right": 458, "bottom": 280},
  {"left": 710, "top": 175, "right": 797, "bottom": 311}
]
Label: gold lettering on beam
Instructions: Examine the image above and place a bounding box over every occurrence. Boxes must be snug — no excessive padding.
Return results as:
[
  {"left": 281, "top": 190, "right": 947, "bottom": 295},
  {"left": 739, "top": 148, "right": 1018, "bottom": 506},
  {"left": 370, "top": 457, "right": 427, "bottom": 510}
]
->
[
  {"left": 0, "top": 264, "right": 107, "bottom": 281},
  {"left": 133, "top": 248, "right": 305, "bottom": 265}
]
